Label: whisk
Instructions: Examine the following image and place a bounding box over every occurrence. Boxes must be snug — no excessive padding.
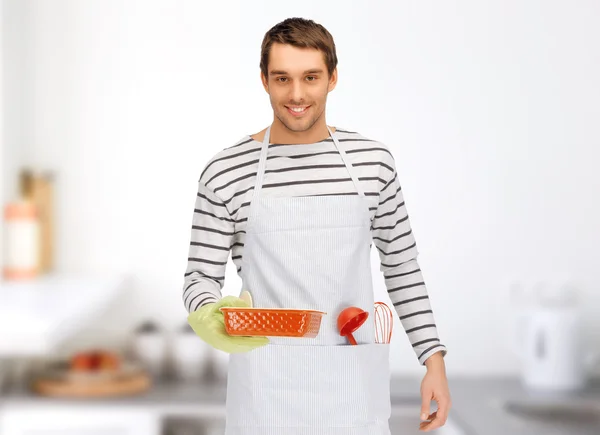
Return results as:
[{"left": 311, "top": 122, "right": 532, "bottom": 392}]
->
[{"left": 374, "top": 301, "right": 393, "bottom": 344}]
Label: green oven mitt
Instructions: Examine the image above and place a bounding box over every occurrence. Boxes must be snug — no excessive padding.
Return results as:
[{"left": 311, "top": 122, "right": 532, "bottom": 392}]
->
[{"left": 187, "top": 295, "right": 269, "bottom": 353}]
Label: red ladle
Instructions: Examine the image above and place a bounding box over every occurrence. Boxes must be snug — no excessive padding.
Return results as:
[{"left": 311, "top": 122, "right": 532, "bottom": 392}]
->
[{"left": 337, "top": 306, "right": 369, "bottom": 345}]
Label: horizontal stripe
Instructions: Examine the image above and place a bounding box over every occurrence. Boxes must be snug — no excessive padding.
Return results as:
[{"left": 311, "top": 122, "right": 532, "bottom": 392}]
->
[
  {"left": 190, "top": 241, "right": 230, "bottom": 251},
  {"left": 413, "top": 338, "right": 440, "bottom": 347},
  {"left": 392, "top": 295, "right": 429, "bottom": 305},
  {"left": 374, "top": 238, "right": 415, "bottom": 255},
  {"left": 196, "top": 191, "right": 228, "bottom": 208},
  {"left": 191, "top": 225, "right": 235, "bottom": 236},
  {"left": 384, "top": 268, "right": 421, "bottom": 279},
  {"left": 193, "top": 209, "right": 235, "bottom": 222},
  {"left": 387, "top": 281, "right": 426, "bottom": 293},
  {"left": 405, "top": 323, "right": 436, "bottom": 333},
  {"left": 418, "top": 344, "right": 447, "bottom": 361},
  {"left": 184, "top": 270, "right": 224, "bottom": 282},
  {"left": 374, "top": 201, "right": 405, "bottom": 219},
  {"left": 187, "top": 257, "right": 228, "bottom": 266},
  {"left": 371, "top": 215, "right": 409, "bottom": 231}
]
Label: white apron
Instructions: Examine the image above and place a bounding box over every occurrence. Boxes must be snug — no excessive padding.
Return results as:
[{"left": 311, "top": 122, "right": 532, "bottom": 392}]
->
[{"left": 225, "top": 125, "right": 392, "bottom": 435}]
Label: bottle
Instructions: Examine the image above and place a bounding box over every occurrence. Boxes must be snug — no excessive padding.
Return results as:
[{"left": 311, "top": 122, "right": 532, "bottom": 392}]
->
[
  {"left": 3, "top": 200, "right": 40, "bottom": 280},
  {"left": 28, "top": 170, "right": 55, "bottom": 273}
]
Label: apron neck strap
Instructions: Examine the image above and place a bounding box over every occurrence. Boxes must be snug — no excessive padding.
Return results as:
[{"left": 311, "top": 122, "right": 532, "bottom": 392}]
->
[{"left": 252, "top": 125, "right": 365, "bottom": 198}]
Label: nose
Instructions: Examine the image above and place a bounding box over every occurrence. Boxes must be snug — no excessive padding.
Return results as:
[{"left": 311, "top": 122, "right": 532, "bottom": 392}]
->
[{"left": 289, "top": 81, "right": 305, "bottom": 102}]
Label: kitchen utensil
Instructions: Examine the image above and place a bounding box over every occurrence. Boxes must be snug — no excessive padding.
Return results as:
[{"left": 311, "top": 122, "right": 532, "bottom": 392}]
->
[
  {"left": 220, "top": 307, "right": 326, "bottom": 338},
  {"left": 337, "top": 306, "right": 369, "bottom": 345},
  {"left": 374, "top": 302, "right": 393, "bottom": 344}
]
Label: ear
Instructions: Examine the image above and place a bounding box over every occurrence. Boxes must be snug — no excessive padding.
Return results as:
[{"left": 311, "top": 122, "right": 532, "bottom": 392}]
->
[
  {"left": 260, "top": 71, "right": 269, "bottom": 93},
  {"left": 328, "top": 67, "right": 338, "bottom": 92}
]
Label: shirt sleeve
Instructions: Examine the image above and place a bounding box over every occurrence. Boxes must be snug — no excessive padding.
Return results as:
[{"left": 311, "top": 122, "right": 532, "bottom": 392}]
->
[
  {"left": 182, "top": 181, "right": 235, "bottom": 313},
  {"left": 371, "top": 165, "right": 448, "bottom": 365}
]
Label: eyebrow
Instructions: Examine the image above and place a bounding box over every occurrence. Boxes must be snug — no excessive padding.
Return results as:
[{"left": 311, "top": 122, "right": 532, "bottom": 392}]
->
[{"left": 269, "top": 69, "right": 324, "bottom": 76}]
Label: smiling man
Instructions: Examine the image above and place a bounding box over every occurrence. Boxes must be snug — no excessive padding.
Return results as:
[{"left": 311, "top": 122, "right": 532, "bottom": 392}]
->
[{"left": 184, "top": 17, "right": 451, "bottom": 434}]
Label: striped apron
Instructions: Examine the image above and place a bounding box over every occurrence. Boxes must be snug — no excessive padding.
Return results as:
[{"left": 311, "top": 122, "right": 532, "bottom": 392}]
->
[{"left": 224, "top": 124, "right": 392, "bottom": 435}]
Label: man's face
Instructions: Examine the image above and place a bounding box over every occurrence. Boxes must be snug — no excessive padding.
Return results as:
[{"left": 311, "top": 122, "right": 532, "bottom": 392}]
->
[{"left": 261, "top": 43, "right": 337, "bottom": 133}]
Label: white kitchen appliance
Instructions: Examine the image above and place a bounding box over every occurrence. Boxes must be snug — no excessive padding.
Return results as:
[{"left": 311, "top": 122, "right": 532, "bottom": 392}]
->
[{"left": 511, "top": 282, "right": 598, "bottom": 391}]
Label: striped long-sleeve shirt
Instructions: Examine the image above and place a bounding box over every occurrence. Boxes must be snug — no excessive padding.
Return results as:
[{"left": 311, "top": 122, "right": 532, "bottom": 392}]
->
[{"left": 182, "top": 127, "right": 447, "bottom": 365}]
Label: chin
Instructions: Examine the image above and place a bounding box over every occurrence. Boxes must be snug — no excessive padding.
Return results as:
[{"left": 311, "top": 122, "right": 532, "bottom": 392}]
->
[{"left": 284, "top": 121, "right": 312, "bottom": 132}]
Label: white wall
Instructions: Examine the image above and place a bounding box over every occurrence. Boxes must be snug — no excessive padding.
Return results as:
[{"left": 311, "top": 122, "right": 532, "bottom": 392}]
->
[
  {"left": 0, "top": 0, "right": 4, "bottom": 271},
  {"left": 3, "top": 0, "right": 600, "bottom": 376},
  {"left": 2, "top": 0, "right": 31, "bottom": 275},
  {"left": 1, "top": 0, "right": 26, "bottom": 203}
]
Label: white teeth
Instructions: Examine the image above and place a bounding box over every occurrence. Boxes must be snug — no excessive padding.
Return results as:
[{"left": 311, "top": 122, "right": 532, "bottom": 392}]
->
[{"left": 290, "top": 107, "right": 306, "bottom": 112}]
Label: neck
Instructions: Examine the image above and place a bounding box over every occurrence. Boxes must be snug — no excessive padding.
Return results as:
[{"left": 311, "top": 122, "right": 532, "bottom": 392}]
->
[{"left": 269, "top": 117, "right": 334, "bottom": 144}]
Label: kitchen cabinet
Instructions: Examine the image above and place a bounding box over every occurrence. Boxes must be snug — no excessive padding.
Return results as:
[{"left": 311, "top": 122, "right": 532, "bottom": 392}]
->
[{"left": 0, "top": 407, "right": 160, "bottom": 435}]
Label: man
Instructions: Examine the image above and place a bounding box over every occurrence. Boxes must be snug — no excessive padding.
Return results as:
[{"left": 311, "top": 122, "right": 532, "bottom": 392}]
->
[{"left": 184, "top": 17, "right": 450, "bottom": 434}]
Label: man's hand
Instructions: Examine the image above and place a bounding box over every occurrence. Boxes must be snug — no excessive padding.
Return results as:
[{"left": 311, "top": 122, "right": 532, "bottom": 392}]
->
[
  {"left": 187, "top": 295, "right": 269, "bottom": 353},
  {"left": 419, "top": 351, "right": 451, "bottom": 431}
]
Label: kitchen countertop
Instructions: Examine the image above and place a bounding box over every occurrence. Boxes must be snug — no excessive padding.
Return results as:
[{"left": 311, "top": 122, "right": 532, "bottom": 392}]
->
[
  {"left": 446, "top": 376, "right": 600, "bottom": 435},
  {"left": 1, "top": 375, "right": 599, "bottom": 434}
]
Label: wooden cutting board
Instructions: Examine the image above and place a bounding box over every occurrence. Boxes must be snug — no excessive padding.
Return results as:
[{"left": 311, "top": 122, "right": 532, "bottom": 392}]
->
[{"left": 31, "top": 363, "right": 151, "bottom": 398}]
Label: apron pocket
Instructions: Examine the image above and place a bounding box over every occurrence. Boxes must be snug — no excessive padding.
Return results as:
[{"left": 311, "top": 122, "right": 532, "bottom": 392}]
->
[{"left": 226, "top": 342, "right": 391, "bottom": 429}]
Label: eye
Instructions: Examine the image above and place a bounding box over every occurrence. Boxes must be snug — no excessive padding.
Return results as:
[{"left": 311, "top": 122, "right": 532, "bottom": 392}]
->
[{"left": 276, "top": 76, "right": 316, "bottom": 83}]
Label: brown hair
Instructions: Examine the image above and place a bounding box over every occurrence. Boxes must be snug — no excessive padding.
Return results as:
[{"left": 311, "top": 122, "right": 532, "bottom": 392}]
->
[{"left": 260, "top": 17, "right": 338, "bottom": 80}]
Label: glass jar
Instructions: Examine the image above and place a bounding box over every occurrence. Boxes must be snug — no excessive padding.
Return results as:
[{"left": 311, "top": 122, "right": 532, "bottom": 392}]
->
[{"left": 3, "top": 201, "right": 40, "bottom": 280}]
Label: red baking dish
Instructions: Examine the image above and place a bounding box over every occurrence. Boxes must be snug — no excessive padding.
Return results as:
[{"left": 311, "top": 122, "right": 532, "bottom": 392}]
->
[{"left": 220, "top": 307, "right": 326, "bottom": 338}]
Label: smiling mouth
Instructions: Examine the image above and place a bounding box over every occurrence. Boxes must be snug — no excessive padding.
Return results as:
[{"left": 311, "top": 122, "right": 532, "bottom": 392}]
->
[{"left": 286, "top": 105, "right": 310, "bottom": 116}]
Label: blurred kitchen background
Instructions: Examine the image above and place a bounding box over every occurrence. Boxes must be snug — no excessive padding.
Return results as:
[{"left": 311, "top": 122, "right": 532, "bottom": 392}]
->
[{"left": 0, "top": 1, "right": 599, "bottom": 434}]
